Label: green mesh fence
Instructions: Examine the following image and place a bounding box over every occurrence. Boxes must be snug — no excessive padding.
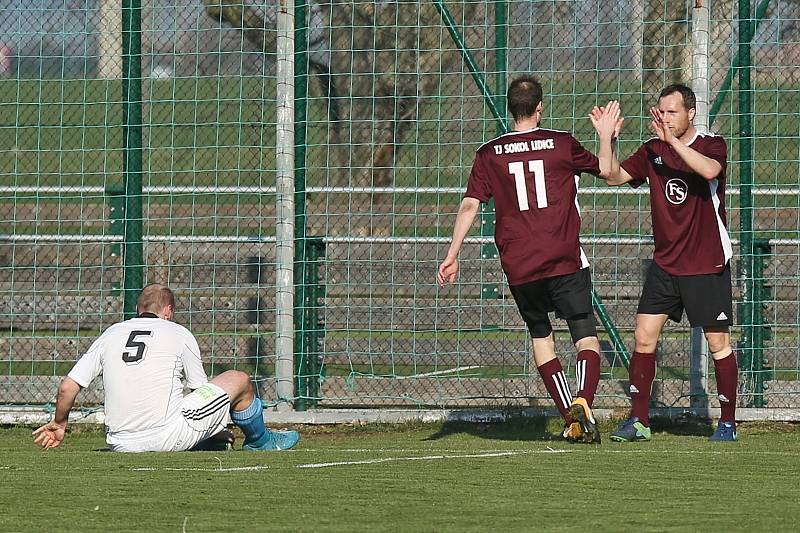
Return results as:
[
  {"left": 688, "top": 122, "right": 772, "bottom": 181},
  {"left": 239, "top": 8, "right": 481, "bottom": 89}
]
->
[{"left": 0, "top": 1, "right": 798, "bottom": 413}]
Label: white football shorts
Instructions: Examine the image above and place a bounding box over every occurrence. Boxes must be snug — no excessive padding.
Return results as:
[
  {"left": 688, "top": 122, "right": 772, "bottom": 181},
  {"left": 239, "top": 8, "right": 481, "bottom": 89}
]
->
[{"left": 107, "top": 383, "right": 232, "bottom": 452}]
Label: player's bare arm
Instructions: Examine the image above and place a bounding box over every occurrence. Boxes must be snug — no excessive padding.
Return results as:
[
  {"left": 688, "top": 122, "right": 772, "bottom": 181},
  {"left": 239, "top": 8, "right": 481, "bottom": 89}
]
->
[
  {"left": 650, "top": 107, "right": 722, "bottom": 181},
  {"left": 437, "top": 196, "right": 480, "bottom": 286},
  {"left": 32, "top": 376, "right": 82, "bottom": 449},
  {"left": 589, "top": 100, "right": 632, "bottom": 186}
]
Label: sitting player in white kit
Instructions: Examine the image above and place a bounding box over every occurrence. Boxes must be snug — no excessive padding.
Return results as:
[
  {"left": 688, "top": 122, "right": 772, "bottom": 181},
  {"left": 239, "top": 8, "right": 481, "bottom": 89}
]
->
[{"left": 32, "top": 284, "right": 299, "bottom": 452}]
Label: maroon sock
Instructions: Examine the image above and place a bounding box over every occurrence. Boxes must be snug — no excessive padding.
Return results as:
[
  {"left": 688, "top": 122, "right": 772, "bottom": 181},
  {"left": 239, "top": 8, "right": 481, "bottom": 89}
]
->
[
  {"left": 576, "top": 350, "right": 601, "bottom": 406},
  {"left": 629, "top": 351, "right": 656, "bottom": 426},
  {"left": 537, "top": 358, "right": 573, "bottom": 423},
  {"left": 714, "top": 353, "right": 738, "bottom": 424}
]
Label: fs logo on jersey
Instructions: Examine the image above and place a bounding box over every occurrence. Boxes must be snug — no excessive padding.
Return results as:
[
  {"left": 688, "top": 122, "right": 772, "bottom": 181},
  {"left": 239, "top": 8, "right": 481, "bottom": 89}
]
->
[{"left": 665, "top": 178, "right": 688, "bottom": 205}]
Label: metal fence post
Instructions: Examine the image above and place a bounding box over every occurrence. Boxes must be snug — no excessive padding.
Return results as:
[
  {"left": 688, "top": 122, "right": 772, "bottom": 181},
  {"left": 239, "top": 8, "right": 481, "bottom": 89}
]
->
[
  {"left": 690, "top": 0, "right": 711, "bottom": 409},
  {"left": 293, "top": 0, "right": 310, "bottom": 410},
  {"left": 709, "top": 0, "right": 773, "bottom": 126},
  {"left": 276, "top": 0, "right": 296, "bottom": 411},
  {"left": 750, "top": 239, "right": 773, "bottom": 406},
  {"left": 478, "top": 0, "right": 507, "bottom": 303},
  {"left": 737, "top": 0, "right": 756, "bottom": 406},
  {"left": 121, "top": 0, "right": 143, "bottom": 319},
  {"left": 296, "top": 238, "right": 325, "bottom": 409}
]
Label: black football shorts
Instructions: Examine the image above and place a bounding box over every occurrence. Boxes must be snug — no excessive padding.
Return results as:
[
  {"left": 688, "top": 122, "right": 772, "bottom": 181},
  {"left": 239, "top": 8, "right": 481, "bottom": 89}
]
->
[
  {"left": 637, "top": 261, "right": 733, "bottom": 328},
  {"left": 509, "top": 267, "right": 596, "bottom": 339}
]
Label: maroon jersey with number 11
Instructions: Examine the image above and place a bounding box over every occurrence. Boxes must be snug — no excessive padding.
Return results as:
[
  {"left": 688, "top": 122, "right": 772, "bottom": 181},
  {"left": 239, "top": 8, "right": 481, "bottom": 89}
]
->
[{"left": 465, "top": 127, "right": 601, "bottom": 286}]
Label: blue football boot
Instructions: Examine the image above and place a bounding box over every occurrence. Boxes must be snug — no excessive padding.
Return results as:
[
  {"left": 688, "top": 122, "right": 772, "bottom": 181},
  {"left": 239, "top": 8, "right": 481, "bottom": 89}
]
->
[
  {"left": 242, "top": 430, "right": 300, "bottom": 451},
  {"left": 609, "top": 416, "right": 652, "bottom": 442},
  {"left": 708, "top": 421, "right": 737, "bottom": 442}
]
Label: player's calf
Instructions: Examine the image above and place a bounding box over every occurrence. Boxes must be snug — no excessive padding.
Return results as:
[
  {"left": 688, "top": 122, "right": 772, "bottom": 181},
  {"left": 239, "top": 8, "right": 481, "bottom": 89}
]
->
[{"left": 230, "top": 395, "right": 301, "bottom": 451}]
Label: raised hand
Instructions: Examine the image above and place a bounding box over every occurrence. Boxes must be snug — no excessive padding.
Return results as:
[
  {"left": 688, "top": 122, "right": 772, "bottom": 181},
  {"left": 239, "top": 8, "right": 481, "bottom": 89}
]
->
[
  {"left": 589, "top": 105, "right": 604, "bottom": 128},
  {"left": 589, "top": 100, "right": 623, "bottom": 140},
  {"left": 649, "top": 107, "right": 675, "bottom": 143},
  {"left": 32, "top": 421, "right": 67, "bottom": 450}
]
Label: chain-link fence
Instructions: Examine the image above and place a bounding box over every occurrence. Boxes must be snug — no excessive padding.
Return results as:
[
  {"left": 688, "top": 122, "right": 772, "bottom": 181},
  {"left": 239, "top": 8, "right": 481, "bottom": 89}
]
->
[{"left": 1, "top": 1, "right": 798, "bottom": 414}]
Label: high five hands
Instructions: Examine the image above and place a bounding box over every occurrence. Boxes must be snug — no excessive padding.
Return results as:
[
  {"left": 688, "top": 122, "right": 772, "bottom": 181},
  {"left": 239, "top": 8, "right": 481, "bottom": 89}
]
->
[
  {"left": 589, "top": 102, "right": 676, "bottom": 144},
  {"left": 589, "top": 100, "right": 624, "bottom": 139}
]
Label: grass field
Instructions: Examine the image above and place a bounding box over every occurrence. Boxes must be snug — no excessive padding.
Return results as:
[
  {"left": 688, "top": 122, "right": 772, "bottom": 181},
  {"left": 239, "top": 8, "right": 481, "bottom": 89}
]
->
[{"left": 1, "top": 419, "right": 799, "bottom": 532}]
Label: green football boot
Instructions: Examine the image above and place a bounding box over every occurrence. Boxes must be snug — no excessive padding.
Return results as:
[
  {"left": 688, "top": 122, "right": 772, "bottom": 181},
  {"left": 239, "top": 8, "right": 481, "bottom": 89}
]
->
[{"left": 609, "top": 416, "right": 651, "bottom": 442}]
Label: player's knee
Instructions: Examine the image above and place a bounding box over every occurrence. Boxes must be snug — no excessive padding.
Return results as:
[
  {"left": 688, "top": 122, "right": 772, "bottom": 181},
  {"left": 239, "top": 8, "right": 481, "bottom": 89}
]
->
[
  {"left": 634, "top": 328, "right": 658, "bottom": 352},
  {"left": 705, "top": 332, "right": 730, "bottom": 355},
  {"left": 532, "top": 332, "right": 555, "bottom": 349},
  {"left": 529, "top": 320, "right": 553, "bottom": 339},
  {"left": 230, "top": 370, "right": 254, "bottom": 395},
  {"left": 574, "top": 335, "right": 600, "bottom": 353},
  {"left": 211, "top": 370, "right": 253, "bottom": 400},
  {"left": 566, "top": 314, "right": 597, "bottom": 345}
]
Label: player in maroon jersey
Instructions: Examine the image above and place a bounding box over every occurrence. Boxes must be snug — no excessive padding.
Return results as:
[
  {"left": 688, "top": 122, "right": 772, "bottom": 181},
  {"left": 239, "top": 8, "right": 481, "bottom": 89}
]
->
[
  {"left": 591, "top": 84, "right": 738, "bottom": 442},
  {"left": 438, "top": 76, "right": 605, "bottom": 443}
]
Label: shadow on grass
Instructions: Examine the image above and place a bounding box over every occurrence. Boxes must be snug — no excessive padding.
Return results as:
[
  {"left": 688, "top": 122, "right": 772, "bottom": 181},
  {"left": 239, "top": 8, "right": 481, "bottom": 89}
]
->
[
  {"left": 648, "top": 414, "right": 715, "bottom": 438},
  {"left": 421, "top": 413, "right": 720, "bottom": 443},
  {"left": 423, "top": 416, "right": 564, "bottom": 442}
]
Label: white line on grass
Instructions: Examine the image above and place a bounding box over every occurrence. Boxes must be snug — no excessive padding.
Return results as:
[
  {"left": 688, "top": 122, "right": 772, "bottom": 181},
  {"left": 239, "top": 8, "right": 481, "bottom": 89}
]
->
[
  {"left": 127, "top": 449, "right": 574, "bottom": 473},
  {"left": 130, "top": 447, "right": 795, "bottom": 474},
  {"left": 132, "top": 465, "right": 270, "bottom": 472},
  {"left": 301, "top": 448, "right": 540, "bottom": 453},
  {"left": 398, "top": 365, "right": 483, "bottom": 379},
  {"left": 295, "top": 449, "right": 572, "bottom": 469}
]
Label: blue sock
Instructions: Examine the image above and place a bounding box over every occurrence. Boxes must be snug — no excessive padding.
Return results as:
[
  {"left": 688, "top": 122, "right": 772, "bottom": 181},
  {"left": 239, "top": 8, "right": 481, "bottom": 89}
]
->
[{"left": 231, "top": 396, "right": 268, "bottom": 445}]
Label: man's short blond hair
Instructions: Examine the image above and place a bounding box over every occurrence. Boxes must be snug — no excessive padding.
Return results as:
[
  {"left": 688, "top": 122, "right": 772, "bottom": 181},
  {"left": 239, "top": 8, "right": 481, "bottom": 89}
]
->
[{"left": 136, "top": 284, "right": 175, "bottom": 314}]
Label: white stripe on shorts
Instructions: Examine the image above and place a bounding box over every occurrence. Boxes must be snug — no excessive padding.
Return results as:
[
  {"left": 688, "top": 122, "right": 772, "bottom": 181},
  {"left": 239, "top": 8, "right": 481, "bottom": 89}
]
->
[{"left": 182, "top": 395, "right": 230, "bottom": 421}]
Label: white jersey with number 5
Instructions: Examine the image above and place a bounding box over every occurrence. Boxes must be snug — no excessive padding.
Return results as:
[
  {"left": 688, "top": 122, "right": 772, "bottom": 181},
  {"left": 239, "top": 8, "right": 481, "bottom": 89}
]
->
[{"left": 68, "top": 316, "right": 208, "bottom": 443}]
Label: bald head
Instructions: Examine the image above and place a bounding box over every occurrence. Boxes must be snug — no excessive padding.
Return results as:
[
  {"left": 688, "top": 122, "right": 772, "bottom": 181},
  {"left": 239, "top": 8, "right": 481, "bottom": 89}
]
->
[{"left": 136, "top": 284, "right": 175, "bottom": 319}]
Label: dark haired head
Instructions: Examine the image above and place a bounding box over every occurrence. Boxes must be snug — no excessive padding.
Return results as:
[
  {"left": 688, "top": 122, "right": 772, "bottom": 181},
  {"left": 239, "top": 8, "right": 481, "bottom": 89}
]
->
[
  {"left": 659, "top": 84, "right": 696, "bottom": 110},
  {"left": 507, "top": 76, "right": 543, "bottom": 122}
]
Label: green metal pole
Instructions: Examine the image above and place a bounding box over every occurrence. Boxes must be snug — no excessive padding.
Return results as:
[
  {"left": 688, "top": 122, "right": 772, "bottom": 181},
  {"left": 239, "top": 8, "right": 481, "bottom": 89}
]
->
[
  {"left": 494, "top": 1, "right": 506, "bottom": 125},
  {"left": 434, "top": 0, "right": 508, "bottom": 131},
  {"left": 293, "top": 0, "right": 310, "bottom": 410},
  {"left": 751, "top": 239, "right": 772, "bottom": 405},
  {"left": 709, "top": 0, "right": 771, "bottom": 126},
  {"left": 479, "top": 1, "right": 507, "bottom": 302},
  {"left": 122, "top": 0, "right": 143, "bottom": 319},
  {"left": 592, "top": 292, "right": 630, "bottom": 368},
  {"left": 738, "top": 0, "right": 759, "bottom": 406}
]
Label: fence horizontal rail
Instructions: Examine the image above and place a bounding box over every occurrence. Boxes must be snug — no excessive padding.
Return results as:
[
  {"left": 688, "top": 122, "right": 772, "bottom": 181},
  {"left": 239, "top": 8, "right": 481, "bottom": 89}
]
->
[
  {"left": 3, "top": 234, "right": 799, "bottom": 246},
  {"left": 0, "top": 234, "right": 276, "bottom": 243},
  {"left": 2, "top": 186, "right": 799, "bottom": 196}
]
